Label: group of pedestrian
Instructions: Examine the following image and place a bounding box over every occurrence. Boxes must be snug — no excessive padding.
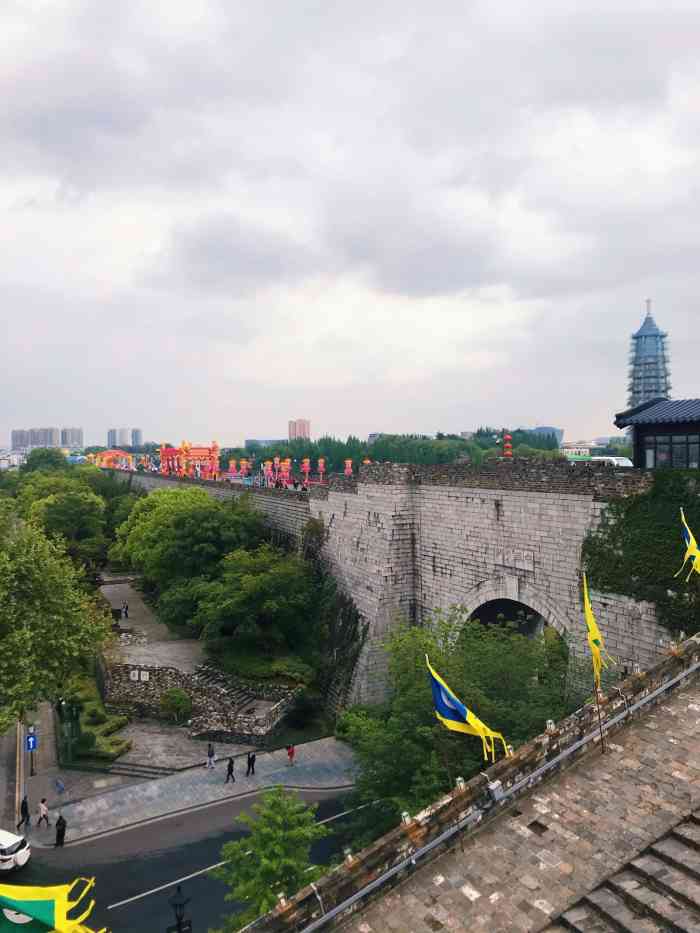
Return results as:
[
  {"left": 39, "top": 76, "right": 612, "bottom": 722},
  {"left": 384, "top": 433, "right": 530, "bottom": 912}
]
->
[
  {"left": 17, "top": 794, "right": 66, "bottom": 847},
  {"left": 204, "top": 745, "right": 262, "bottom": 784}
]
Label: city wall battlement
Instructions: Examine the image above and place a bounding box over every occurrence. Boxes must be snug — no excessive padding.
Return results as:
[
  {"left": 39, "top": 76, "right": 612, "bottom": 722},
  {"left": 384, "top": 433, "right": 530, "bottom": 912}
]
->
[{"left": 113, "top": 461, "right": 666, "bottom": 704}]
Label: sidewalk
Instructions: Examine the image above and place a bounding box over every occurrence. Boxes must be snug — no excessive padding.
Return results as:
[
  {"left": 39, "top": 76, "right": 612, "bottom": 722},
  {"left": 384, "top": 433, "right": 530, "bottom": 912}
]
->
[{"left": 33, "top": 737, "right": 356, "bottom": 846}]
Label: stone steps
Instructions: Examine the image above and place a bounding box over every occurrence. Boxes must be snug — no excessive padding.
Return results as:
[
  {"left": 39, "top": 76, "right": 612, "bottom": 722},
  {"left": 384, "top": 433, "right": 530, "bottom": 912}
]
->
[
  {"left": 553, "top": 813, "right": 700, "bottom": 932},
  {"left": 108, "top": 761, "right": 177, "bottom": 779}
]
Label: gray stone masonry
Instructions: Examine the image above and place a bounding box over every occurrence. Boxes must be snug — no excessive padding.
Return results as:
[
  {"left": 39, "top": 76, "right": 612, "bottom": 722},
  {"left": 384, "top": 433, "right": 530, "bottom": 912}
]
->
[{"left": 117, "top": 461, "right": 668, "bottom": 706}]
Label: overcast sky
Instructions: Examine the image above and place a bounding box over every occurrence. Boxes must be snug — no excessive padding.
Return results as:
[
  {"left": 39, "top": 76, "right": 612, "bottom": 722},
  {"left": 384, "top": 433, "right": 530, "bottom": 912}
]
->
[{"left": 2, "top": 1, "right": 698, "bottom": 447}]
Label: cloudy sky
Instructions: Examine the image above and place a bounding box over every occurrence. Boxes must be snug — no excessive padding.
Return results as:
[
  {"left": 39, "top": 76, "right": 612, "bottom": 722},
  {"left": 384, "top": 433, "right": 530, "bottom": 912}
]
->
[{"left": 2, "top": 0, "right": 698, "bottom": 447}]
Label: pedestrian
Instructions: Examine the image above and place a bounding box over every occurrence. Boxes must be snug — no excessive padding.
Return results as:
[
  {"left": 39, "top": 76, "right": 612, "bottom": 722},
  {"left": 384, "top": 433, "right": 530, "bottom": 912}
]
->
[
  {"left": 54, "top": 777, "right": 65, "bottom": 795},
  {"left": 287, "top": 744, "right": 295, "bottom": 767},
  {"left": 246, "top": 750, "right": 256, "bottom": 777},
  {"left": 225, "top": 757, "right": 235, "bottom": 784},
  {"left": 54, "top": 813, "right": 66, "bottom": 847},
  {"left": 206, "top": 743, "right": 215, "bottom": 770},
  {"left": 37, "top": 798, "right": 50, "bottom": 828},
  {"left": 122, "top": 600, "right": 129, "bottom": 619},
  {"left": 16, "top": 795, "right": 30, "bottom": 831}
]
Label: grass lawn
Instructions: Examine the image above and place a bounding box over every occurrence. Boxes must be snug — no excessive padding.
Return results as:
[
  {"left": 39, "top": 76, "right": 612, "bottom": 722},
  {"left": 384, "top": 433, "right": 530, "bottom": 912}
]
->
[{"left": 204, "top": 636, "right": 316, "bottom": 687}]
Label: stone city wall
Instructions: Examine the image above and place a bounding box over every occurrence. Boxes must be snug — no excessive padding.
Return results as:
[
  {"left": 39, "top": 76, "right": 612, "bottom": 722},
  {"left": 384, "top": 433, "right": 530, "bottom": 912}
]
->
[
  {"left": 115, "top": 462, "right": 667, "bottom": 705},
  {"left": 247, "top": 632, "right": 700, "bottom": 932}
]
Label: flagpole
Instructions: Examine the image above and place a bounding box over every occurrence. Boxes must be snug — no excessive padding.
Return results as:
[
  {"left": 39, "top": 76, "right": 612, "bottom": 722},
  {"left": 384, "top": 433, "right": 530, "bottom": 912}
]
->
[{"left": 594, "top": 685, "right": 606, "bottom": 755}]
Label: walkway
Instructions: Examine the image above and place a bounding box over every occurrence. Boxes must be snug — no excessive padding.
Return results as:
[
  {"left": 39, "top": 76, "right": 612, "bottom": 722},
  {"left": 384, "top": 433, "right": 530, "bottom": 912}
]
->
[
  {"left": 37, "top": 737, "right": 355, "bottom": 846},
  {"left": 342, "top": 678, "right": 700, "bottom": 933}
]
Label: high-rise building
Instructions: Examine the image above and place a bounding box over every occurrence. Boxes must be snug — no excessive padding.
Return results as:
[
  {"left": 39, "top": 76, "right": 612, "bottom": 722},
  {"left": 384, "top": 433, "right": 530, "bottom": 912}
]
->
[
  {"left": 288, "top": 419, "right": 311, "bottom": 441},
  {"left": 60, "top": 427, "right": 84, "bottom": 448},
  {"left": 11, "top": 429, "right": 30, "bottom": 450},
  {"left": 117, "top": 428, "right": 130, "bottom": 447},
  {"left": 28, "top": 427, "right": 60, "bottom": 448},
  {"left": 131, "top": 428, "right": 143, "bottom": 448},
  {"left": 107, "top": 429, "right": 118, "bottom": 448},
  {"left": 628, "top": 300, "right": 671, "bottom": 409}
]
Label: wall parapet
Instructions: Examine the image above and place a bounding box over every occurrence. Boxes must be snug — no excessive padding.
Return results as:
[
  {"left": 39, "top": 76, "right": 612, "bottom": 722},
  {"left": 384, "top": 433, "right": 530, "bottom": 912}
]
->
[{"left": 247, "top": 633, "right": 700, "bottom": 931}]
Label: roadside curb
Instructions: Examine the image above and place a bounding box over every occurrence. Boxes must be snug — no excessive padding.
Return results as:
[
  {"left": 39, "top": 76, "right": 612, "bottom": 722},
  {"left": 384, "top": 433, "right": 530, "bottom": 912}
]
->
[
  {"left": 32, "top": 781, "right": 355, "bottom": 848},
  {"left": 15, "top": 721, "right": 23, "bottom": 827}
]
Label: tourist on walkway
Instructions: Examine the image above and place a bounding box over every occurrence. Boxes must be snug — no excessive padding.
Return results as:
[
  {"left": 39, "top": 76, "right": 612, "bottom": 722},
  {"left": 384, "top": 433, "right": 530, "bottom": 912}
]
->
[
  {"left": 206, "top": 743, "right": 216, "bottom": 769},
  {"left": 122, "top": 601, "right": 129, "bottom": 619},
  {"left": 246, "top": 750, "right": 256, "bottom": 776},
  {"left": 225, "top": 757, "right": 235, "bottom": 784},
  {"left": 286, "top": 744, "right": 295, "bottom": 767},
  {"left": 16, "top": 795, "right": 30, "bottom": 831},
  {"left": 37, "top": 799, "right": 50, "bottom": 828},
  {"left": 54, "top": 814, "right": 66, "bottom": 847},
  {"left": 54, "top": 777, "right": 65, "bottom": 795}
]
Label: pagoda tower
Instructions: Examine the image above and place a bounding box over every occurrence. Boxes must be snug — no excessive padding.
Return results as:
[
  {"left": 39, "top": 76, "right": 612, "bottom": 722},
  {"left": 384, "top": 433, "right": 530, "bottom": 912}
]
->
[{"left": 627, "top": 300, "right": 671, "bottom": 408}]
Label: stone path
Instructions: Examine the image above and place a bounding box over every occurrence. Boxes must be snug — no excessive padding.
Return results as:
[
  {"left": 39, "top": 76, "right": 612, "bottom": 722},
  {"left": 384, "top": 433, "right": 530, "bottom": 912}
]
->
[
  {"left": 116, "top": 721, "right": 250, "bottom": 770},
  {"left": 101, "top": 578, "right": 179, "bottom": 644},
  {"left": 40, "top": 737, "right": 355, "bottom": 846},
  {"left": 342, "top": 678, "right": 700, "bottom": 933}
]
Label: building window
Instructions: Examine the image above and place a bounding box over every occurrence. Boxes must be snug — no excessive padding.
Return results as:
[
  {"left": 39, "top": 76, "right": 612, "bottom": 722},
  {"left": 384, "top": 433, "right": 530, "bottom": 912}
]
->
[{"left": 644, "top": 433, "right": 700, "bottom": 469}]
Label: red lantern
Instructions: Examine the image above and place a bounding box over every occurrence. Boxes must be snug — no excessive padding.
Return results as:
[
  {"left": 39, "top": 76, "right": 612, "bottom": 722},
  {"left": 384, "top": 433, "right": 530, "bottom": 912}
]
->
[{"left": 344, "top": 459, "right": 353, "bottom": 476}]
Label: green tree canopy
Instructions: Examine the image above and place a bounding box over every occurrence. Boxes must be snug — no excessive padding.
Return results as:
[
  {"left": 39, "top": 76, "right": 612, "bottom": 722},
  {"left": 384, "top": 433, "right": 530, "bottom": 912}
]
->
[
  {"left": 211, "top": 786, "right": 328, "bottom": 931},
  {"left": 195, "top": 544, "right": 314, "bottom": 648},
  {"left": 29, "top": 489, "right": 107, "bottom": 569},
  {"left": 110, "top": 487, "right": 263, "bottom": 591},
  {"left": 0, "top": 519, "right": 110, "bottom": 730},
  {"left": 21, "top": 448, "right": 69, "bottom": 473}
]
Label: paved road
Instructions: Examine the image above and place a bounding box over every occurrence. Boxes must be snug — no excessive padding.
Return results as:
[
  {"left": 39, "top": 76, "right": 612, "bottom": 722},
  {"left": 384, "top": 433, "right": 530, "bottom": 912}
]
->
[{"left": 13, "top": 788, "right": 351, "bottom": 932}]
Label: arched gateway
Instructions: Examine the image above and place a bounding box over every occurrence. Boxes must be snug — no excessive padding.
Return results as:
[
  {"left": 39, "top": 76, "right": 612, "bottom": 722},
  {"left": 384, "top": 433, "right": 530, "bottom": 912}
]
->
[{"left": 459, "top": 577, "right": 572, "bottom": 639}]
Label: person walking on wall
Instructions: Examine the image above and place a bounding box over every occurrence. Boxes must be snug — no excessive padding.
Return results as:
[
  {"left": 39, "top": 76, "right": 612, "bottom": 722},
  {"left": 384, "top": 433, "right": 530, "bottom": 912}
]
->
[
  {"left": 206, "top": 743, "right": 215, "bottom": 770},
  {"left": 122, "top": 601, "right": 129, "bottom": 619},
  {"left": 16, "top": 795, "right": 30, "bottom": 831},
  {"left": 225, "top": 757, "right": 235, "bottom": 784},
  {"left": 54, "top": 814, "right": 66, "bottom": 847},
  {"left": 286, "top": 744, "right": 295, "bottom": 767},
  {"left": 37, "top": 799, "right": 50, "bottom": 828},
  {"left": 246, "top": 750, "right": 256, "bottom": 776}
]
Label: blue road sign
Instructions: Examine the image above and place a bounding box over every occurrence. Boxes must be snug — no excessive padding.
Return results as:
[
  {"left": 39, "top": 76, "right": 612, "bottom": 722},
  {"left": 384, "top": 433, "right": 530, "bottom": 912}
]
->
[{"left": 26, "top": 734, "right": 38, "bottom": 752}]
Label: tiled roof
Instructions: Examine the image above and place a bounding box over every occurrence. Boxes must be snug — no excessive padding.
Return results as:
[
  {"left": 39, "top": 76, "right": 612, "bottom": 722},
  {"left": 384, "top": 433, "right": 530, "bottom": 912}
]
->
[{"left": 615, "top": 398, "right": 700, "bottom": 427}]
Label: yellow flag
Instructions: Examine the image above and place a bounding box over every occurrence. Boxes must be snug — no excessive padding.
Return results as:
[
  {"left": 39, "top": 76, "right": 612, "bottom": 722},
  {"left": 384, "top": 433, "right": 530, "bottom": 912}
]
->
[
  {"left": 675, "top": 508, "right": 700, "bottom": 583},
  {"left": 582, "top": 573, "right": 614, "bottom": 690},
  {"left": 0, "top": 877, "right": 106, "bottom": 932}
]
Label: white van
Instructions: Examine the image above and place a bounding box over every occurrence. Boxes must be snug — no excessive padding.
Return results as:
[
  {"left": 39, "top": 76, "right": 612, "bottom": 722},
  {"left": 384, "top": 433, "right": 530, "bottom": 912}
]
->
[
  {"left": 0, "top": 830, "right": 31, "bottom": 871},
  {"left": 590, "top": 456, "right": 634, "bottom": 468}
]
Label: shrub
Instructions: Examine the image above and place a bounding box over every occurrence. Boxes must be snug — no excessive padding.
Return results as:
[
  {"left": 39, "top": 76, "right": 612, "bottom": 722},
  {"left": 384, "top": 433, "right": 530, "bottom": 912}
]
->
[
  {"left": 160, "top": 687, "right": 192, "bottom": 723},
  {"left": 99, "top": 714, "right": 128, "bottom": 737},
  {"left": 85, "top": 707, "right": 107, "bottom": 726},
  {"left": 284, "top": 690, "right": 319, "bottom": 729},
  {"left": 74, "top": 732, "right": 96, "bottom": 755}
]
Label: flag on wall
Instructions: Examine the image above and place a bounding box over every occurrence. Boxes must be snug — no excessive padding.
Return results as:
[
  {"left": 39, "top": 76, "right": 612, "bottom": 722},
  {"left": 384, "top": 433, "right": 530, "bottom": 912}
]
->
[
  {"left": 426, "top": 656, "right": 510, "bottom": 763},
  {"left": 0, "top": 878, "right": 106, "bottom": 932},
  {"left": 675, "top": 507, "right": 700, "bottom": 583},
  {"left": 582, "top": 572, "right": 614, "bottom": 690}
]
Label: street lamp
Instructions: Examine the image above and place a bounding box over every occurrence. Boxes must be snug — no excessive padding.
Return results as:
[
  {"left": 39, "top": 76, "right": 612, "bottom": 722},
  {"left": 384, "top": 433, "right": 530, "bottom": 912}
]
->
[{"left": 167, "top": 885, "right": 191, "bottom": 933}]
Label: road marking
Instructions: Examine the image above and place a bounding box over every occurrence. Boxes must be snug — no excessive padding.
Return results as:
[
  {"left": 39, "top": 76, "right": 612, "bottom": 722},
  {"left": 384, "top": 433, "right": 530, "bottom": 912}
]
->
[{"left": 106, "top": 800, "right": 380, "bottom": 910}]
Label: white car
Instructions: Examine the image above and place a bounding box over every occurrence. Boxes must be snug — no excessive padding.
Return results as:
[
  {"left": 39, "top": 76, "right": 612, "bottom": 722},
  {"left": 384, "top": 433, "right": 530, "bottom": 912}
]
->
[{"left": 0, "top": 829, "right": 31, "bottom": 871}]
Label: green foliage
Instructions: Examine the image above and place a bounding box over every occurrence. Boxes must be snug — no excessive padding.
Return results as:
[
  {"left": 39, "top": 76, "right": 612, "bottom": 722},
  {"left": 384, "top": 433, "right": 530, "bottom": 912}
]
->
[
  {"left": 110, "top": 488, "right": 264, "bottom": 591},
  {"left": 340, "top": 609, "right": 576, "bottom": 833},
  {"left": 160, "top": 687, "right": 192, "bottom": 723},
  {"left": 84, "top": 707, "right": 107, "bottom": 726},
  {"left": 29, "top": 489, "right": 107, "bottom": 569},
  {"left": 21, "top": 448, "right": 69, "bottom": 473},
  {"left": 66, "top": 675, "right": 131, "bottom": 760},
  {"left": 205, "top": 637, "right": 316, "bottom": 685},
  {"left": 211, "top": 786, "right": 328, "bottom": 931},
  {"left": 284, "top": 689, "right": 320, "bottom": 728},
  {"left": 0, "top": 522, "right": 111, "bottom": 731},
  {"left": 583, "top": 470, "right": 700, "bottom": 634}
]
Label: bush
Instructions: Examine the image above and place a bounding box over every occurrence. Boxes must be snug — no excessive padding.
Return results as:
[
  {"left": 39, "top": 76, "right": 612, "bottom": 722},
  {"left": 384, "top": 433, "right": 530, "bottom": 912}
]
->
[
  {"left": 160, "top": 687, "right": 192, "bottom": 723},
  {"left": 284, "top": 690, "right": 319, "bottom": 729},
  {"left": 99, "top": 714, "right": 128, "bottom": 737},
  {"left": 85, "top": 707, "right": 107, "bottom": 726},
  {"left": 75, "top": 732, "right": 96, "bottom": 754}
]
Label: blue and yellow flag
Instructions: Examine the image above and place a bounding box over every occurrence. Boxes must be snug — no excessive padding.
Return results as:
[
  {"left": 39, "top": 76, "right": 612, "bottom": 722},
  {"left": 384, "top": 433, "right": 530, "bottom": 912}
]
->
[
  {"left": 0, "top": 878, "right": 106, "bottom": 932},
  {"left": 426, "top": 656, "right": 510, "bottom": 763},
  {"left": 675, "top": 508, "right": 700, "bottom": 583},
  {"left": 582, "top": 572, "right": 615, "bottom": 691}
]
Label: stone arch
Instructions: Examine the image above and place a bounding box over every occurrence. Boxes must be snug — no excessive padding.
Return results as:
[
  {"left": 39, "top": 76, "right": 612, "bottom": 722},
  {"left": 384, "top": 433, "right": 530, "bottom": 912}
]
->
[{"left": 459, "top": 576, "right": 573, "bottom": 640}]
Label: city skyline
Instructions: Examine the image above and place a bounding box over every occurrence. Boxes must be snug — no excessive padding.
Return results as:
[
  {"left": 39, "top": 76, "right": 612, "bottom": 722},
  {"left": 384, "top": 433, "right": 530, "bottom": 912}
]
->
[{"left": 2, "top": 3, "right": 699, "bottom": 447}]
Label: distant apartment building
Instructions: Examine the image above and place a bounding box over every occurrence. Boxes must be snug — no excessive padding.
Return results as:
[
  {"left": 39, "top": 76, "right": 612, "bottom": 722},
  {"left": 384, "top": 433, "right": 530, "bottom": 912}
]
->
[
  {"left": 107, "top": 429, "right": 118, "bottom": 448},
  {"left": 60, "top": 427, "right": 84, "bottom": 448},
  {"left": 244, "top": 439, "right": 287, "bottom": 449},
  {"left": 28, "top": 427, "right": 61, "bottom": 448},
  {"left": 531, "top": 426, "right": 564, "bottom": 446},
  {"left": 367, "top": 433, "right": 385, "bottom": 444},
  {"left": 117, "top": 428, "right": 130, "bottom": 447},
  {"left": 131, "top": 428, "right": 143, "bottom": 448},
  {"left": 11, "top": 429, "right": 30, "bottom": 449},
  {"left": 288, "top": 419, "right": 311, "bottom": 441}
]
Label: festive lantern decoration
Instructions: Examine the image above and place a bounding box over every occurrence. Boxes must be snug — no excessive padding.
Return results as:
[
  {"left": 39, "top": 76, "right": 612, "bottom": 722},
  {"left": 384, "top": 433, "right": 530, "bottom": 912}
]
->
[
  {"left": 239, "top": 458, "right": 250, "bottom": 476},
  {"left": 301, "top": 458, "right": 311, "bottom": 479},
  {"left": 503, "top": 433, "right": 513, "bottom": 459},
  {"left": 344, "top": 459, "right": 353, "bottom": 476},
  {"left": 362, "top": 458, "right": 371, "bottom": 465},
  {"left": 228, "top": 458, "right": 238, "bottom": 475},
  {"left": 317, "top": 457, "right": 326, "bottom": 480}
]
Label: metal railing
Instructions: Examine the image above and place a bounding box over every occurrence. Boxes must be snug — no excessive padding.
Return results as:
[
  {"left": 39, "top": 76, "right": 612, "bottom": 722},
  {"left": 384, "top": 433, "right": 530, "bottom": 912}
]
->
[{"left": 299, "top": 657, "right": 700, "bottom": 932}]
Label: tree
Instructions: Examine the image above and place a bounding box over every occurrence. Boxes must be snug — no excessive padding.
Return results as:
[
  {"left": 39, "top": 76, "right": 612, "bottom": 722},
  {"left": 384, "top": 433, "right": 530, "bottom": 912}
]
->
[
  {"left": 110, "top": 488, "right": 263, "bottom": 592},
  {"left": 211, "top": 787, "right": 328, "bottom": 931},
  {"left": 0, "top": 520, "right": 110, "bottom": 731},
  {"left": 29, "top": 489, "right": 107, "bottom": 568},
  {"left": 21, "top": 448, "right": 68, "bottom": 473},
  {"left": 196, "top": 544, "right": 314, "bottom": 648}
]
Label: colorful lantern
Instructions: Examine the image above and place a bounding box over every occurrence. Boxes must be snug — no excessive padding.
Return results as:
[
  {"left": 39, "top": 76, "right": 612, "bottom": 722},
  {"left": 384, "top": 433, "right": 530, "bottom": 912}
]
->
[
  {"left": 344, "top": 459, "right": 353, "bottom": 476},
  {"left": 301, "top": 458, "right": 311, "bottom": 478},
  {"left": 503, "top": 433, "right": 513, "bottom": 458},
  {"left": 239, "top": 458, "right": 250, "bottom": 476},
  {"left": 317, "top": 457, "right": 326, "bottom": 480},
  {"left": 228, "top": 458, "right": 238, "bottom": 475}
]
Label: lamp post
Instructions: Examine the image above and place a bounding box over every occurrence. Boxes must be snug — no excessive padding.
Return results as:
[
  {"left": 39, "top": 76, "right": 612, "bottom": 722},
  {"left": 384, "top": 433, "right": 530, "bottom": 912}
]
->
[{"left": 167, "top": 884, "right": 191, "bottom": 932}]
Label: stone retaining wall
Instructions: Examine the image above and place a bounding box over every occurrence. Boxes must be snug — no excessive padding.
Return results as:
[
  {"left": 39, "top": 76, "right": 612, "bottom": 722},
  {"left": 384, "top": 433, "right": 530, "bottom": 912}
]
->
[{"left": 248, "top": 633, "right": 700, "bottom": 931}]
